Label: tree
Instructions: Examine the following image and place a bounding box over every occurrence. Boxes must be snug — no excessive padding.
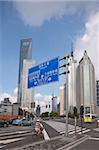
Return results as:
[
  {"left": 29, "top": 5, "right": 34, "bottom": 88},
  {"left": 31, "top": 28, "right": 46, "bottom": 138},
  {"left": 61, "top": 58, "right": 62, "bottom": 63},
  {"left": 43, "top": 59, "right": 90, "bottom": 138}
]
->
[
  {"left": 50, "top": 111, "right": 58, "bottom": 119},
  {"left": 40, "top": 112, "right": 49, "bottom": 119}
]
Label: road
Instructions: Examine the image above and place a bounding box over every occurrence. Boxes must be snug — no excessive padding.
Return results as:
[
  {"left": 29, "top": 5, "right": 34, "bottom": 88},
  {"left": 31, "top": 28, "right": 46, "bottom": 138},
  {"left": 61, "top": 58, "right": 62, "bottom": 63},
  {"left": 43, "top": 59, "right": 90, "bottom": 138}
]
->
[
  {"left": 0, "top": 125, "right": 44, "bottom": 150},
  {"left": 54, "top": 118, "right": 99, "bottom": 150},
  {"left": 0, "top": 119, "right": 99, "bottom": 150},
  {"left": 0, "top": 122, "right": 60, "bottom": 150}
]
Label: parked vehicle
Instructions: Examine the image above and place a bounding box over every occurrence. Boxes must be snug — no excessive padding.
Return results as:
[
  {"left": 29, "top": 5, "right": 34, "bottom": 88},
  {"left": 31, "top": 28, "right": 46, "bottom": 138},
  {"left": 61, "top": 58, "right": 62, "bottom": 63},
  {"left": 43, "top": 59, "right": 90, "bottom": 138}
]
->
[
  {"left": 12, "top": 118, "right": 33, "bottom": 126},
  {"left": 8, "top": 118, "right": 16, "bottom": 124},
  {"left": 0, "top": 119, "right": 9, "bottom": 127}
]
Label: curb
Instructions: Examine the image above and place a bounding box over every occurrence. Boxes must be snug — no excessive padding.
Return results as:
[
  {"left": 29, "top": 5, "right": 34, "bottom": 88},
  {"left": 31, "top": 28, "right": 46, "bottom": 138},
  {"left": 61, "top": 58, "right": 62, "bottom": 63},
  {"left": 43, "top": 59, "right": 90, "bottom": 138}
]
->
[{"left": 40, "top": 123, "right": 50, "bottom": 141}]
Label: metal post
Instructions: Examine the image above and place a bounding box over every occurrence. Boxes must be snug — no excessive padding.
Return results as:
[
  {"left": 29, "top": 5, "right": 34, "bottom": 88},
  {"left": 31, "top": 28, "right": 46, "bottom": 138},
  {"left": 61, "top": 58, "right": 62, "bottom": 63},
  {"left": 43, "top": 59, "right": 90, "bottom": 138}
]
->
[
  {"left": 49, "top": 102, "right": 51, "bottom": 120},
  {"left": 74, "top": 117, "right": 77, "bottom": 135},
  {"left": 81, "top": 115, "right": 83, "bottom": 134},
  {"left": 65, "top": 56, "right": 68, "bottom": 137}
]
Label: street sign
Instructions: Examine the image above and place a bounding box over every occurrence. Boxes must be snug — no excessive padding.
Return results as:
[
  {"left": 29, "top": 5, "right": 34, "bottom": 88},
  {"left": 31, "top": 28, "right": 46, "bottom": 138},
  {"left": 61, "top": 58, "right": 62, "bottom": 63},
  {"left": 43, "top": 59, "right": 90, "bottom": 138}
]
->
[{"left": 28, "top": 57, "right": 59, "bottom": 88}]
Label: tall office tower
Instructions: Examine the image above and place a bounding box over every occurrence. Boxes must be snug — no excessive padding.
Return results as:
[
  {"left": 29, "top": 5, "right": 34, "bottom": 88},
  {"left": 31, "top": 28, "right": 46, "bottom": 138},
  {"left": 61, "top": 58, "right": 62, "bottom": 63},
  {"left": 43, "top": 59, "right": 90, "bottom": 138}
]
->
[
  {"left": 52, "top": 95, "right": 57, "bottom": 112},
  {"left": 67, "top": 52, "right": 77, "bottom": 113},
  {"left": 96, "top": 80, "right": 99, "bottom": 106},
  {"left": 17, "top": 38, "right": 32, "bottom": 105},
  {"left": 60, "top": 86, "right": 65, "bottom": 116},
  {"left": 21, "top": 59, "right": 35, "bottom": 112},
  {"left": 76, "top": 51, "right": 96, "bottom": 114}
]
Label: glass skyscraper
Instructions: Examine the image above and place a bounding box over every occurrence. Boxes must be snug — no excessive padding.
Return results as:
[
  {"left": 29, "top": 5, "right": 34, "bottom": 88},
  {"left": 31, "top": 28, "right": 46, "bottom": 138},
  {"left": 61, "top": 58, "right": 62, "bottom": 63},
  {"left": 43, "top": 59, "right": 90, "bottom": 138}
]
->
[
  {"left": 21, "top": 59, "right": 35, "bottom": 112},
  {"left": 76, "top": 51, "right": 96, "bottom": 114},
  {"left": 17, "top": 38, "right": 32, "bottom": 105}
]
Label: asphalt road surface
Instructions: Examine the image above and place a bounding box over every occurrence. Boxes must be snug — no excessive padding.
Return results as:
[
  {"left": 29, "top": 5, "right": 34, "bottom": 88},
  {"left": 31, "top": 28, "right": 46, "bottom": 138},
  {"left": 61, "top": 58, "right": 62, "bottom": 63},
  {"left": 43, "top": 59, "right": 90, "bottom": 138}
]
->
[
  {"left": 0, "top": 119, "right": 99, "bottom": 150},
  {"left": 0, "top": 125, "right": 44, "bottom": 150}
]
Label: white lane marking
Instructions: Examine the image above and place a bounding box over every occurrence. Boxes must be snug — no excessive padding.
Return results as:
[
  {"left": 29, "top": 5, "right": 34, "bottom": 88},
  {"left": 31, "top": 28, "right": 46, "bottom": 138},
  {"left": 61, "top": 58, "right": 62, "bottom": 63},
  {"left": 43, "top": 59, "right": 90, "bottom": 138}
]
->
[
  {"left": 0, "top": 145, "right": 6, "bottom": 149},
  {"left": 89, "top": 137, "right": 99, "bottom": 140},
  {"left": 66, "top": 136, "right": 88, "bottom": 150},
  {"left": 78, "top": 129, "right": 90, "bottom": 134},
  {"left": 94, "top": 128, "right": 99, "bottom": 132},
  {"left": 0, "top": 130, "right": 29, "bottom": 136},
  {"left": 40, "top": 123, "right": 50, "bottom": 141},
  {"left": 60, "top": 128, "right": 87, "bottom": 135},
  {"left": 0, "top": 137, "right": 25, "bottom": 144},
  {"left": 69, "top": 128, "right": 86, "bottom": 135}
]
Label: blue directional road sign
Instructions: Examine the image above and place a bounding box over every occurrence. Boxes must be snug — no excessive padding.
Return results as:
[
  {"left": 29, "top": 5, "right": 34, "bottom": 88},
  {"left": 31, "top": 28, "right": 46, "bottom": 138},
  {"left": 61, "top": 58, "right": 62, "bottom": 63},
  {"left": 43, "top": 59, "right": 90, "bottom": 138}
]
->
[{"left": 28, "top": 57, "right": 59, "bottom": 88}]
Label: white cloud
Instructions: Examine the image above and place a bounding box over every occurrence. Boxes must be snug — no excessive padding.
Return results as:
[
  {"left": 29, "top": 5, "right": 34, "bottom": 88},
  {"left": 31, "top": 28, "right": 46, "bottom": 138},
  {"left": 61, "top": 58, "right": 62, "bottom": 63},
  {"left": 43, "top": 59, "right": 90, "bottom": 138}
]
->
[
  {"left": 0, "top": 92, "right": 17, "bottom": 103},
  {"left": 74, "top": 11, "right": 99, "bottom": 79},
  {"left": 14, "top": 1, "right": 99, "bottom": 27},
  {"left": 34, "top": 92, "right": 59, "bottom": 113},
  {"left": 35, "top": 92, "right": 52, "bottom": 106},
  {"left": 13, "top": 87, "right": 18, "bottom": 95}
]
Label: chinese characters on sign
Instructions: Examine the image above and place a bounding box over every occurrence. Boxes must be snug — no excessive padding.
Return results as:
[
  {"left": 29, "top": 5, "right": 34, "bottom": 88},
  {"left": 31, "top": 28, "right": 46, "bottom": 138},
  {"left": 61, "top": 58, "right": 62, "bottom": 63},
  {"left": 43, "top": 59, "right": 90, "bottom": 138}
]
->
[{"left": 28, "top": 57, "right": 59, "bottom": 88}]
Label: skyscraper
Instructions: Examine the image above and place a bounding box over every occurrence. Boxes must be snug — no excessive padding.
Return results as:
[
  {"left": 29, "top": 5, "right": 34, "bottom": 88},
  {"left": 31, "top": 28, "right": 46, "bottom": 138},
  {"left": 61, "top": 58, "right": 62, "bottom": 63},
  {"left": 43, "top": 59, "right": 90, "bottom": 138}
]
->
[
  {"left": 67, "top": 52, "right": 77, "bottom": 113},
  {"left": 96, "top": 80, "right": 99, "bottom": 106},
  {"left": 21, "top": 59, "right": 35, "bottom": 112},
  {"left": 17, "top": 38, "right": 32, "bottom": 105},
  {"left": 60, "top": 86, "right": 65, "bottom": 116},
  {"left": 60, "top": 52, "right": 77, "bottom": 115},
  {"left": 52, "top": 95, "right": 57, "bottom": 112},
  {"left": 76, "top": 51, "right": 96, "bottom": 114}
]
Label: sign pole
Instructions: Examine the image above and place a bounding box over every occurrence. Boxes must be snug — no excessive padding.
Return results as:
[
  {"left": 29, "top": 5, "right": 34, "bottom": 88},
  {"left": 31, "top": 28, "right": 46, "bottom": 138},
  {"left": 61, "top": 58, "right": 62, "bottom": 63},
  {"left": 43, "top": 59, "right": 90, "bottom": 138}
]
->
[{"left": 65, "top": 56, "right": 68, "bottom": 137}]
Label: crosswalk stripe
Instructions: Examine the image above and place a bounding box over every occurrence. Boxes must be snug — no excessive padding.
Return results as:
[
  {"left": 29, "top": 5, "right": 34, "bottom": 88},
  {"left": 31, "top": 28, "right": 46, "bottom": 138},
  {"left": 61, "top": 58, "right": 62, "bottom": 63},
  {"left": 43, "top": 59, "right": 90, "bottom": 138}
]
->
[
  {"left": 0, "top": 137, "right": 25, "bottom": 144},
  {"left": 59, "top": 128, "right": 89, "bottom": 135},
  {"left": 78, "top": 129, "right": 90, "bottom": 134},
  {"left": 0, "top": 145, "right": 6, "bottom": 149}
]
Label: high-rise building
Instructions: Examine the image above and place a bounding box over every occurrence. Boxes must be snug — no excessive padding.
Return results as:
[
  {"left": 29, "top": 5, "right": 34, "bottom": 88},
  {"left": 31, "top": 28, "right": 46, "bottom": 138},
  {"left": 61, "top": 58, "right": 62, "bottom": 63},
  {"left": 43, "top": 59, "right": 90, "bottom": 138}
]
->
[
  {"left": 60, "top": 86, "right": 65, "bottom": 116},
  {"left": 76, "top": 51, "right": 96, "bottom": 114},
  {"left": 21, "top": 59, "right": 35, "bottom": 112},
  {"left": 17, "top": 38, "right": 32, "bottom": 105},
  {"left": 60, "top": 52, "right": 77, "bottom": 115},
  {"left": 67, "top": 52, "right": 77, "bottom": 113},
  {"left": 96, "top": 80, "right": 99, "bottom": 106},
  {"left": 52, "top": 95, "right": 57, "bottom": 112},
  {"left": 36, "top": 105, "right": 41, "bottom": 117}
]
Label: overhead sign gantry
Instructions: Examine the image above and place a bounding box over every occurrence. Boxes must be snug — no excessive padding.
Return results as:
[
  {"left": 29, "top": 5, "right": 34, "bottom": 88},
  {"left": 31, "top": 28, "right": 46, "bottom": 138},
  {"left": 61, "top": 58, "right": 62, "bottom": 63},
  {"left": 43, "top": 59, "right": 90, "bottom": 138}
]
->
[{"left": 28, "top": 57, "right": 59, "bottom": 88}]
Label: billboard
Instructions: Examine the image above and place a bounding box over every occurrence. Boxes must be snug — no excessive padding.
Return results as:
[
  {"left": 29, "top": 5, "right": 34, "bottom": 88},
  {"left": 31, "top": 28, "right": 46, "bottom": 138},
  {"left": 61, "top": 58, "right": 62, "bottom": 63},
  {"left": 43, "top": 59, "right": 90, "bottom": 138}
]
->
[{"left": 28, "top": 57, "right": 59, "bottom": 88}]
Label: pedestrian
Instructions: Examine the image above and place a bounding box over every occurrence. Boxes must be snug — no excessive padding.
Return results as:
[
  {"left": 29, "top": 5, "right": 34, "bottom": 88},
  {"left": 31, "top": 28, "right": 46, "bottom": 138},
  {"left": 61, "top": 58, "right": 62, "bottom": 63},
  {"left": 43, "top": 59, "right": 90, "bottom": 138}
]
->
[{"left": 35, "top": 119, "right": 43, "bottom": 135}]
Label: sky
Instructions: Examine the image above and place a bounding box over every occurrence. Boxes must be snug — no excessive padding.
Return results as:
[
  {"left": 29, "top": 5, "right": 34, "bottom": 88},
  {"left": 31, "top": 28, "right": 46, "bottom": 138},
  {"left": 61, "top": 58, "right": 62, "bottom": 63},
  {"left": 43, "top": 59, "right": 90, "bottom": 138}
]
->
[{"left": 0, "top": 0, "right": 99, "bottom": 112}]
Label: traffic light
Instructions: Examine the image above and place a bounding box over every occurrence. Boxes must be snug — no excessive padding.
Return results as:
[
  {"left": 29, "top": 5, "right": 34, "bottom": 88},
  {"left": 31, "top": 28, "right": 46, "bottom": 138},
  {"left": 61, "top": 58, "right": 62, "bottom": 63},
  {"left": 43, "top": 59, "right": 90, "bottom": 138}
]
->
[
  {"left": 80, "top": 105, "right": 84, "bottom": 116},
  {"left": 73, "top": 107, "right": 77, "bottom": 116}
]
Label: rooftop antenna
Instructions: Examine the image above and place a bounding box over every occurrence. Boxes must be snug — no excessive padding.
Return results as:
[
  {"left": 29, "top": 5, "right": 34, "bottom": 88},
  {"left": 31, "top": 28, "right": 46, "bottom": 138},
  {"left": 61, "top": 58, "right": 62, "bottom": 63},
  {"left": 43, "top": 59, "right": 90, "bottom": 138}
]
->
[{"left": 71, "top": 42, "right": 74, "bottom": 57}]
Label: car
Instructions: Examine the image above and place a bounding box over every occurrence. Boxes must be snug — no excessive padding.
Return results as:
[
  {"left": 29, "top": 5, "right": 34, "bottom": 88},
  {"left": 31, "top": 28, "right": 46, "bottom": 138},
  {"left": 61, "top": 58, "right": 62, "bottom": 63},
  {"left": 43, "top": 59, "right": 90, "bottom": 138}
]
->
[
  {"left": 8, "top": 118, "right": 16, "bottom": 124},
  {"left": 12, "top": 118, "right": 23, "bottom": 126},
  {"left": 21, "top": 119, "right": 33, "bottom": 126},
  {"left": 0, "top": 119, "right": 9, "bottom": 127},
  {"left": 12, "top": 118, "right": 33, "bottom": 126}
]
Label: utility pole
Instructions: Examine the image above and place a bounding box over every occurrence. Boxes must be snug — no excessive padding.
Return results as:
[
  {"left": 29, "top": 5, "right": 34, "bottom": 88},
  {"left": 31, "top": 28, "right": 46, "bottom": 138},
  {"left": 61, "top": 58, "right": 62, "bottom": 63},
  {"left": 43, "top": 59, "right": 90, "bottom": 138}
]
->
[{"left": 65, "top": 56, "right": 69, "bottom": 137}]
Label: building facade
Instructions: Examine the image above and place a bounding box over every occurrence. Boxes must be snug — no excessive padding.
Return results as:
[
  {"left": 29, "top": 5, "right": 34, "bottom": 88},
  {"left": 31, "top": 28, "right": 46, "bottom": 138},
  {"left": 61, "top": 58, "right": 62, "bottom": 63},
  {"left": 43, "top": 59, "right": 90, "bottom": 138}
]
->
[
  {"left": 67, "top": 53, "right": 77, "bottom": 113},
  {"left": 0, "top": 98, "right": 12, "bottom": 116},
  {"left": 21, "top": 59, "right": 35, "bottom": 112},
  {"left": 52, "top": 95, "right": 57, "bottom": 112},
  {"left": 60, "top": 86, "right": 65, "bottom": 116},
  {"left": 96, "top": 80, "right": 99, "bottom": 106},
  {"left": 12, "top": 103, "right": 20, "bottom": 116},
  {"left": 17, "top": 38, "right": 32, "bottom": 106},
  {"left": 76, "top": 51, "right": 96, "bottom": 114}
]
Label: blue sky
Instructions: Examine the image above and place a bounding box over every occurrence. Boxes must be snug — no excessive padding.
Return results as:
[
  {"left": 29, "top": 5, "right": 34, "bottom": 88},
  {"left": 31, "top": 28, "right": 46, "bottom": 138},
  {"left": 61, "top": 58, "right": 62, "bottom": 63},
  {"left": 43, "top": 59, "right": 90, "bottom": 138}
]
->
[{"left": 0, "top": 1, "right": 99, "bottom": 104}]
